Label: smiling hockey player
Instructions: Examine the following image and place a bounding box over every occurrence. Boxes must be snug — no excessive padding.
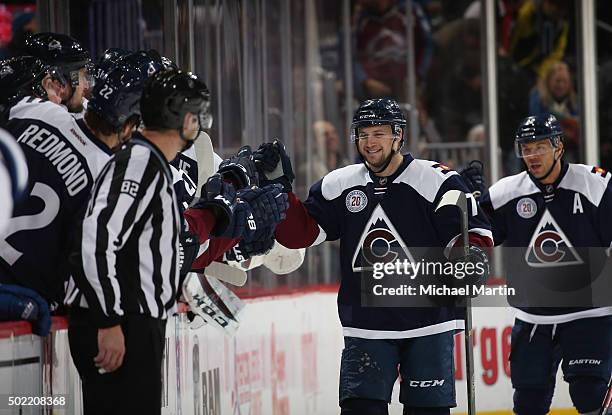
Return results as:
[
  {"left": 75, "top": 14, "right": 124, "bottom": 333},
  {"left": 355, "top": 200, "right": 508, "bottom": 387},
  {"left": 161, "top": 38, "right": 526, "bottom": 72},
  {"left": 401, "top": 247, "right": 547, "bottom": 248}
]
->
[
  {"left": 479, "top": 114, "right": 612, "bottom": 415},
  {"left": 256, "top": 98, "right": 493, "bottom": 414}
]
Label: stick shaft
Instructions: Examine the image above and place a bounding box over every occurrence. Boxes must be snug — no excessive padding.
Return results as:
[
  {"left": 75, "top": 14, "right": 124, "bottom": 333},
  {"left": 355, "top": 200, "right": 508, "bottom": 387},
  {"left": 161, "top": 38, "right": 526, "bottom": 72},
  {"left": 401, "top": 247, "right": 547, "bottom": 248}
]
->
[{"left": 460, "top": 196, "right": 476, "bottom": 415}]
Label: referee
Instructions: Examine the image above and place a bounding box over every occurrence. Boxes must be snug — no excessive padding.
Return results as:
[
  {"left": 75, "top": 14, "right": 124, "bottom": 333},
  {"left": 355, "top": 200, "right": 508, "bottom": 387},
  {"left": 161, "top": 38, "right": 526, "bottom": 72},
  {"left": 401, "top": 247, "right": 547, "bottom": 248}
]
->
[{"left": 68, "top": 70, "right": 232, "bottom": 414}]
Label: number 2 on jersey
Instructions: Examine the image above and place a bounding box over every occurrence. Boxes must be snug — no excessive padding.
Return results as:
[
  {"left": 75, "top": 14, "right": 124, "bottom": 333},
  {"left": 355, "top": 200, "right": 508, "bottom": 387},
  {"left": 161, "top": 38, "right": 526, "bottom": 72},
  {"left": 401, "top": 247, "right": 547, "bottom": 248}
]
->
[{"left": 0, "top": 182, "right": 60, "bottom": 265}]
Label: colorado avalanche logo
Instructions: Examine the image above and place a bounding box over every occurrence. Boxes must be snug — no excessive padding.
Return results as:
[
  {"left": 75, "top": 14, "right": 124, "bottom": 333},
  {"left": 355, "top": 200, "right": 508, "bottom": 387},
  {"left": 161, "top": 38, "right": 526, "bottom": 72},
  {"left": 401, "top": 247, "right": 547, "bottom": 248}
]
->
[
  {"left": 525, "top": 209, "right": 583, "bottom": 267},
  {"left": 0, "top": 66, "right": 13, "bottom": 78},
  {"left": 352, "top": 204, "right": 415, "bottom": 271},
  {"left": 48, "top": 40, "right": 61, "bottom": 50}
]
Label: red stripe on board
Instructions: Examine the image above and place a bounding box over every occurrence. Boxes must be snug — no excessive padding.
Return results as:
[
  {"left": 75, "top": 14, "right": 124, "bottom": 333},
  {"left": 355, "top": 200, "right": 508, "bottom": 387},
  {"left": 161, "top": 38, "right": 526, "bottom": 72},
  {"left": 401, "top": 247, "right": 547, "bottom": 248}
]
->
[
  {"left": 0, "top": 316, "right": 69, "bottom": 340},
  {"left": 0, "top": 321, "right": 33, "bottom": 338}
]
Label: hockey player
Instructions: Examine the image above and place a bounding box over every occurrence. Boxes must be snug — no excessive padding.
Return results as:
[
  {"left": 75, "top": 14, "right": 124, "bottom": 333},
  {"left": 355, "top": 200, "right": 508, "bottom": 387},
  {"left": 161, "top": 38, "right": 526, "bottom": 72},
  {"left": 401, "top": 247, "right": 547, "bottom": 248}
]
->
[
  {"left": 0, "top": 56, "right": 55, "bottom": 125},
  {"left": 0, "top": 129, "right": 52, "bottom": 337},
  {"left": 0, "top": 52, "right": 159, "bottom": 306},
  {"left": 68, "top": 69, "right": 288, "bottom": 414},
  {"left": 23, "top": 32, "right": 92, "bottom": 114},
  {"left": 478, "top": 114, "right": 612, "bottom": 415},
  {"left": 0, "top": 129, "right": 27, "bottom": 238},
  {"left": 255, "top": 98, "right": 493, "bottom": 414}
]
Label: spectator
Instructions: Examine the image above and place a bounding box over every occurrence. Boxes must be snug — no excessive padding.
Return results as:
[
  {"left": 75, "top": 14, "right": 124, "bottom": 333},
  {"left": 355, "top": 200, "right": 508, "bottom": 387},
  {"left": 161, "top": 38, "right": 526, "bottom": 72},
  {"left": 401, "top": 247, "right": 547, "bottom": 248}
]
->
[
  {"left": 428, "top": 18, "right": 482, "bottom": 142},
  {"left": 529, "top": 60, "right": 579, "bottom": 161},
  {"left": 313, "top": 120, "right": 350, "bottom": 174},
  {"left": 354, "top": 0, "right": 433, "bottom": 102},
  {"left": 509, "top": 0, "right": 572, "bottom": 83},
  {"left": 0, "top": 9, "right": 37, "bottom": 59}
]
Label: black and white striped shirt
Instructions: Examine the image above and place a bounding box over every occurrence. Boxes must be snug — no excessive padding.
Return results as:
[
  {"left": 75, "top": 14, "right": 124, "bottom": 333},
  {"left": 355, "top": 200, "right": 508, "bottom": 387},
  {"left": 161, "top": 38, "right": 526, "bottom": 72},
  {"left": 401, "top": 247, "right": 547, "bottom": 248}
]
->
[{"left": 71, "top": 133, "right": 181, "bottom": 327}]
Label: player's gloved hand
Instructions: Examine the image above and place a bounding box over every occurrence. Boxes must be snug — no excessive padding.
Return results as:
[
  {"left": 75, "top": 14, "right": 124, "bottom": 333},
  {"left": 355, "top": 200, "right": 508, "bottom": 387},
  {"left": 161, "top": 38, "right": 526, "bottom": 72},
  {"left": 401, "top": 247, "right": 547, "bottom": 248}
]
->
[
  {"left": 191, "top": 174, "right": 237, "bottom": 237},
  {"left": 224, "top": 237, "right": 276, "bottom": 262},
  {"left": 253, "top": 140, "right": 295, "bottom": 193},
  {"left": 0, "top": 284, "right": 51, "bottom": 336},
  {"left": 459, "top": 160, "right": 486, "bottom": 198},
  {"left": 451, "top": 245, "right": 490, "bottom": 298},
  {"left": 218, "top": 145, "right": 259, "bottom": 189},
  {"left": 179, "top": 230, "right": 200, "bottom": 276},
  {"left": 237, "top": 184, "right": 289, "bottom": 242}
]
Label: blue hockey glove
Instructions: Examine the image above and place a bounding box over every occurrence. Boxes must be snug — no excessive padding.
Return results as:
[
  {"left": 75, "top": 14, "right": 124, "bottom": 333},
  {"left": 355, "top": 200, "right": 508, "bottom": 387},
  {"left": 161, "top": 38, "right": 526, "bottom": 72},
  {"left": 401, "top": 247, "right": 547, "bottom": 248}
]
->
[
  {"left": 237, "top": 184, "right": 289, "bottom": 242},
  {"left": 451, "top": 245, "right": 490, "bottom": 298},
  {"left": 459, "top": 160, "right": 486, "bottom": 198},
  {"left": 191, "top": 174, "right": 237, "bottom": 236},
  {"left": 218, "top": 145, "right": 259, "bottom": 189},
  {"left": 253, "top": 140, "right": 295, "bottom": 193},
  {"left": 179, "top": 230, "right": 200, "bottom": 276},
  {"left": 0, "top": 284, "right": 51, "bottom": 336}
]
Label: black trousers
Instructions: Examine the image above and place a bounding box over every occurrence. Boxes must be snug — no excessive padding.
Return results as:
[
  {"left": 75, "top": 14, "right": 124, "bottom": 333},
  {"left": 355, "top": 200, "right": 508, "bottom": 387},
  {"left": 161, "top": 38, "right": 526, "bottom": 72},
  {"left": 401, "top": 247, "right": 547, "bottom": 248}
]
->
[{"left": 68, "top": 308, "right": 166, "bottom": 415}]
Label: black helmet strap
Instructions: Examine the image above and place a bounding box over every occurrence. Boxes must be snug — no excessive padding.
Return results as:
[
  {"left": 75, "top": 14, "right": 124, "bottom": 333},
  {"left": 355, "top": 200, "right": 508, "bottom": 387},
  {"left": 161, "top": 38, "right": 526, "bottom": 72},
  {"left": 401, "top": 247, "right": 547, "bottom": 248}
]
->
[{"left": 178, "top": 113, "right": 202, "bottom": 151}]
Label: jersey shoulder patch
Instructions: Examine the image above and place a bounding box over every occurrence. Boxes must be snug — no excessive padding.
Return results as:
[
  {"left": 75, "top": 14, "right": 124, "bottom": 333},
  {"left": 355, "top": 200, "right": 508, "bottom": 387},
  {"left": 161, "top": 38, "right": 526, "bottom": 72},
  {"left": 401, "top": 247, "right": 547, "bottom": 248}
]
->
[
  {"left": 559, "top": 164, "right": 611, "bottom": 207},
  {"left": 489, "top": 171, "right": 538, "bottom": 211},
  {"left": 321, "top": 163, "right": 370, "bottom": 201},
  {"left": 393, "top": 158, "right": 458, "bottom": 203}
]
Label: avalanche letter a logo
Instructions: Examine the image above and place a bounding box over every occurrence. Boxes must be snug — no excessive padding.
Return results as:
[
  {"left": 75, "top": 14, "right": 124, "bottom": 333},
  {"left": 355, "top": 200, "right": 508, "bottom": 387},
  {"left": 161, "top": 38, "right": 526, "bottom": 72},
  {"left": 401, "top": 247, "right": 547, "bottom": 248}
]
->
[
  {"left": 525, "top": 209, "right": 583, "bottom": 267},
  {"left": 352, "top": 204, "right": 415, "bottom": 271}
]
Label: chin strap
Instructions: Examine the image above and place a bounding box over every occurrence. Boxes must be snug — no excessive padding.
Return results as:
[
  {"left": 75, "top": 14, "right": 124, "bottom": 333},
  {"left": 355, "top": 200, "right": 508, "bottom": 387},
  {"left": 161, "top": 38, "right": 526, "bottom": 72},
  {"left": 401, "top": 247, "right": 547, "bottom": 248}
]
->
[
  {"left": 179, "top": 127, "right": 200, "bottom": 151},
  {"left": 357, "top": 137, "right": 403, "bottom": 175}
]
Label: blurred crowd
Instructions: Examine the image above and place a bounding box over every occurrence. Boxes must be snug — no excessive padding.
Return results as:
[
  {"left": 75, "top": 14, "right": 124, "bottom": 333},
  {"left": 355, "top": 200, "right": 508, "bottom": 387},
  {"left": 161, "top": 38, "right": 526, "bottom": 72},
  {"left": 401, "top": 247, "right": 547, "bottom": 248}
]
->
[{"left": 307, "top": 0, "right": 596, "bottom": 178}]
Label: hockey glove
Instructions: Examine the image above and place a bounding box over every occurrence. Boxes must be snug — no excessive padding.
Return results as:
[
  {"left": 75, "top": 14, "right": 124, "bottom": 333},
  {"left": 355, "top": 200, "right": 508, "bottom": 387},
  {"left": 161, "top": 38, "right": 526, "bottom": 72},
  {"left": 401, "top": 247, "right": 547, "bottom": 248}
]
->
[
  {"left": 179, "top": 230, "right": 200, "bottom": 276},
  {"left": 224, "top": 237, "right": 276, "bottom": 262},
  {"left": 253, "top": 140, "right": 295, "bottom": 193},
  {"left": 237, "top": 184, "right": 289, "bottom": 242},
  {"left": 191, "top": 174, "right": 237, "bottom": 237},
  {"left": 218, "top": 145, "right": 259, "bottom": 189},
  {"left": 459, "top": 160, "right": 486, "bottom": 198},
  {"left": 451, "top": 245, "right": 490, "bottom": 298},
  {"left": 0, "top": 284, "right": 51, "bottom": 336}
]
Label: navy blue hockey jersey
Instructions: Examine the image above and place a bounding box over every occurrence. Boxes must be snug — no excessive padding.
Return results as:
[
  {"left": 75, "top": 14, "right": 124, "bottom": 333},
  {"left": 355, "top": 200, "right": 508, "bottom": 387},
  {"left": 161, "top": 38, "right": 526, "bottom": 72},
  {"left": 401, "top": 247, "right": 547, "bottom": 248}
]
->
[
  {"left": 296, "top": 155, "right": 492, "bottom": 339},
  {"left": 0, "top": 97, "right": 113, "bottom": 301},
  {"left": 481, "top": 162, "right": 612, "bottom": 324}
]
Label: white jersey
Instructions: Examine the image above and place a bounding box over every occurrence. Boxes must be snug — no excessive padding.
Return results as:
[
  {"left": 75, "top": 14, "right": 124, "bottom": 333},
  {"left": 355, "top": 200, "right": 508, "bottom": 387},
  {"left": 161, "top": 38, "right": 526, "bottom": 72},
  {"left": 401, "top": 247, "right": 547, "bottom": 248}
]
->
[{"left": 1, "top": 97, "right": 112, "bottom": 301}]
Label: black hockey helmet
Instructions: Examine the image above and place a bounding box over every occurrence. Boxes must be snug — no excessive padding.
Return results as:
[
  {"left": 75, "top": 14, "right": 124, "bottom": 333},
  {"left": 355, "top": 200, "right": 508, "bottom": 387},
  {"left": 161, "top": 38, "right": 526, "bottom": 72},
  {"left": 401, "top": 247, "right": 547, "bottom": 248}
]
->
[
  {"left": 119, "top": 50, "right": 165, "bottom": 78},
  {"left": 140, "top": 69, "right": 211, "bottom": 131},
  {"left": 0, "top": 56, "right": 49, "bottom": 110},
  {"left": 88, "top": 51, "right": 161, "bottom": 131},
  {"left": 350, "top": 98, "right": 407, "bottom": 143},
  {"left": 514, "top": 113, "right": 563, "bottom": 158},
  {"left": 93, "top": 47, "right": 131, "bottom": 83},
  {"left": 24, "top": 32, "right": 91, "bottom": 88}
]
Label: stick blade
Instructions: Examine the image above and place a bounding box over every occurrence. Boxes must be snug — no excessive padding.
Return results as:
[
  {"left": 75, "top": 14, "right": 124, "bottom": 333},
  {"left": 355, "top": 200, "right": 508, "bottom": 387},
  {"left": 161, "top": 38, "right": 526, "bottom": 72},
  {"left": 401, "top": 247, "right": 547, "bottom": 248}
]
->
[
  {"left": 204, "top": 261, "right": 248, "bottom": 286},
  {"left": 435, "top": 189, "right": 466, "bottom": 212},
  {"left": 194, "top": 131, "right": 215, "bottom": 194},
  {"left": 182, "top": 272, "right": 245, "bottom": 336}
]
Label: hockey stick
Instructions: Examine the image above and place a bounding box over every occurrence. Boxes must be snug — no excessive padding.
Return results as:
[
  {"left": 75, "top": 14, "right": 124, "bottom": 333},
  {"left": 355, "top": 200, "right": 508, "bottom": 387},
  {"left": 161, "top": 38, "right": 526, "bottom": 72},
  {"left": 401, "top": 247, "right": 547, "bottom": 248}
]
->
[
  {"left": 194, "top": 131, "right": 215, "bottom": 194},
  {"left": 436, "top": 189, "right": 476, "bottom": 415},
  {"left": 600, "top": 374, "right": 612, "bottom": 415}
]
